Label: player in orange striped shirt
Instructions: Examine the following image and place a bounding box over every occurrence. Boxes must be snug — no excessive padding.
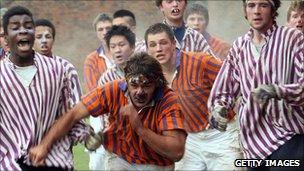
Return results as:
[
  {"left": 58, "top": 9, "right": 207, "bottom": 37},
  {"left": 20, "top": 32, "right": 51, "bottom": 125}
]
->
[
  {"left": 145, "top": 23, "right": 242, "bottom": 170},
  {"left": 29, "top": 52, "right": 187, "bottom": 170},
  {"left": 83, "top": 13, "right": 114, "bottom": 92}
]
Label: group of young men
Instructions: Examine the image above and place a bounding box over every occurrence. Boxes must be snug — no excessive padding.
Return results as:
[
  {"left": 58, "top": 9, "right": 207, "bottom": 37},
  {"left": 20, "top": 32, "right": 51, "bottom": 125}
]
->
[{"left": 0, "top": 0, "right": 304, "bottom": 171}]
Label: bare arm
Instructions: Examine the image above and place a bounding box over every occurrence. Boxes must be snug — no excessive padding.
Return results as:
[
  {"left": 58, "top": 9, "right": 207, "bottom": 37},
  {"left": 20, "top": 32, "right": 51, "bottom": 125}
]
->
[{"left": 29, "top": 102, "right": 90, "bottom": 166}]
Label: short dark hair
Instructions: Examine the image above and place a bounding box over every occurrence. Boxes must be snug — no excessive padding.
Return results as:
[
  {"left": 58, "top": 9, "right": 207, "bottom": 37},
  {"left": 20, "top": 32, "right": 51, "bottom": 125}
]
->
[
  {"left": 155, "top": 0, "right": 187, "bottom": 7},
  {"left": 144, "top": 23, "right": 175, "bottom": 46},
  {"left": 184, "top": 3, "right": 209, "bottom": 27},
  {"left": 35, "top": 19, "right": 56, "bottom": 39},
  {"left": 105, "top": 25, "right": 135, "bottom": 49},
  {"left": 93, "top": 13, "right": 112, "bottom": 31},
  {"left": 113, "top": 9, "right": 136, "bottom": 27},
  {"left": 2, "top": 6, "right": 34, "bottom": 34},
  {"left": 242, "top": 0, "right": 281, "bottom": 19},
  {"left": 287, "top": 0, "right": 304, "bottom": 22},
  {"left": 124, "top": 52, "right": 168, "bottom": 89}
]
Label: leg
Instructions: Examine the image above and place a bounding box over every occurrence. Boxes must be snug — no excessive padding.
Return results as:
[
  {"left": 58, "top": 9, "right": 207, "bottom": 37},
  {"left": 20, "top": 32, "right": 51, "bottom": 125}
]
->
[{"left": 175, "top": 133, "right": 207, "bottom": 170}]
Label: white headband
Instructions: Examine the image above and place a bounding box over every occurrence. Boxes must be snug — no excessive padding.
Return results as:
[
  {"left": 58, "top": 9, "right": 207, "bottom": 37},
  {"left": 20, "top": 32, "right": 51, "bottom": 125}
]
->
[{"left": 246, "top": 0, "right": 275, "bottom": 7}]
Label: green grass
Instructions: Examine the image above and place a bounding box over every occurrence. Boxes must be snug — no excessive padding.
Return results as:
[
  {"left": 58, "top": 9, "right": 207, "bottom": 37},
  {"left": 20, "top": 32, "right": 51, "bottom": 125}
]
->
[{"left": 73, "top": 144, "right": 89, "bottom": 170}]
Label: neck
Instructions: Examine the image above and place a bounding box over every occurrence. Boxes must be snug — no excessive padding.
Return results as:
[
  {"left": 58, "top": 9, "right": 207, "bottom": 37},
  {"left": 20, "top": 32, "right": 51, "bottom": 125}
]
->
[
  {"left": 252, "top": 21, "right": 274, "bottom": 44},
  {"left": 10, "top": 51, "right": 35, "bottom": 67},
  {"left": 102, "top": 42, "right": 111, "bottom": 58},
  {"left": 162, "top": 55, "right": 176, "bottom": 74},
  {"left": 252, "top": 30, "right": 265, "bottom": 44},
  {"left": 45, "top": 52, "right": 53, "bottom": 58},
  {"left": 165, "top": 18, "right": 183, "bottom": 28}
]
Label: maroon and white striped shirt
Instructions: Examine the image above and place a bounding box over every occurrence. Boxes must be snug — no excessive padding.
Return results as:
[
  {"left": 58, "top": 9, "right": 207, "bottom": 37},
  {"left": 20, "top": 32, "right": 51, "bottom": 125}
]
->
[
  {"left": 0, "top": 53, "right": 88, "bottom": 170},
  {"left": 208, "top": 23, "right": 304, "bottom": 159}
]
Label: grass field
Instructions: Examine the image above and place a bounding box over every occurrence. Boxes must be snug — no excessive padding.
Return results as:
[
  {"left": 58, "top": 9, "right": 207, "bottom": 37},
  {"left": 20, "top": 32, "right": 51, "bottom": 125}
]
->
[{"left": 73, "top": 144, "right": 89, "bottom": 170}]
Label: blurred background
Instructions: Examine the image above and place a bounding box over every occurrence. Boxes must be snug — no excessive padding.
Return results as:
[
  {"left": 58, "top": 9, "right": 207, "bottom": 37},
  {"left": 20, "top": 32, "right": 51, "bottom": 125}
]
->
[
  {"left": 0, "top": 0, "right": 293, "bottom": 170},
  {"left": 1, "top": 0, "right": 292, "bottom": 88}
]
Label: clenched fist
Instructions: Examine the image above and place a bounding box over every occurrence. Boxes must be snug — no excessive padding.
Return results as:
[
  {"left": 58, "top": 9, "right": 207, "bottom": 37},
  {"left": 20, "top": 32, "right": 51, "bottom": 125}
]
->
[
  {"left": 85, "top": 130, "right": 103, "bottom": 151},
  {"left": 251, "top": 84, "right": 280, "bottom": 105},
  {"left": 209, "top": 105, "right": 228, "bottom": 132}
]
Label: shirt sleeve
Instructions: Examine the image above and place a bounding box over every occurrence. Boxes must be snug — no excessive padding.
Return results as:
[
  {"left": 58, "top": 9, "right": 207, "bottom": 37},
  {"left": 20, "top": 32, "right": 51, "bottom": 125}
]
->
[
  {"left": 275, "top": 33, "right": 304, "bottom": 106},
  {"left": 208, "top": 43, "right": 241, "bottom": 112},
  {"left": 81, "top": 86, "right": 110, "bottom": 117},
  {"left": 157, "top": 91, "right": 186, "bottom": 133},
  {"left": 0, "top": 123, "right": 21, "bottom": 171},
  {"left": 59, "top": 60, "right": 91, "bottom": 144},
  {"left": 203, "top": 54, "right": 223, "bottom": 86},
  {"left": 196, "top": 33, "right": 214, "bottom": 56}
]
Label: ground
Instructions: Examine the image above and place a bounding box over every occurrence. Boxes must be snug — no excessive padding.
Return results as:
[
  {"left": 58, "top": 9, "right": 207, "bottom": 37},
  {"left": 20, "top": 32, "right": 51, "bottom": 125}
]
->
[{"left": 73, "top": 144, "right": 89, "bottom": 170}]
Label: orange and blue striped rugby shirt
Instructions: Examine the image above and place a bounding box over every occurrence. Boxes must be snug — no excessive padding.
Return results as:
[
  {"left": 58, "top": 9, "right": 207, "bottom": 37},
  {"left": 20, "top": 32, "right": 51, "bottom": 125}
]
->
[{"left": 82, "top": 79, "right": 186, "bottom": 166}]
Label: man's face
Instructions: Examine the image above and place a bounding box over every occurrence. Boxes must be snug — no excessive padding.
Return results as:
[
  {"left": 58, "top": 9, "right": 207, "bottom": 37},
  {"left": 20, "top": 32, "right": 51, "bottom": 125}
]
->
[
  {"left": 159, "top": 0, "right": 186, "bottom": 23},
  {"left": 147, "top": 32, "right": 176, "bottom": 65},
  {"left": 127, "top": 74, "right": 156, "bottom": 109},
  {"left": 33, "top": 26, "right": 54, "bottom": 56},
  {"left": 112, "top": 17, "right": 135, "bottom": 32},
  {"left": 109, "top": 35, "right": 134, "bottom": 67},
  {"left": 288, "top": 9, "right": 304, "bottom": 33},
  {"left": 5, "top": 14, "right": 35, "bottom": 58},
  {"left": 245, "top": 0, "right": 274, "bottom": 33},
  {"left": 186, "top": 13, "right": 206, "bottom": 33},
  {"left": 96, "top": 20, "right": 112, "bottom": 42}
]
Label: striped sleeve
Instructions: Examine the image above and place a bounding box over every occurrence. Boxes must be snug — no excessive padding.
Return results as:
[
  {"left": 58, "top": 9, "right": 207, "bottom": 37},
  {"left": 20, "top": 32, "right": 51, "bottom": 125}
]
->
[
  {"left": 81, "top": 86, "right": 110, "bottom": 117},
  {"left": 0, "top": 123, "right": 21, "bottom": 171},
  {"left": 202, "top": 54, "right": 222, "bottom": 85},
  {"left": 208, "top": 41, "right": 242, "bottom": 110},
  {"left": 275, "top": 33, "right": 304, "bottom": 105},
  {"left": 196, "top": 34, "right": 213, "bottom": 55},
  {"left": 158, "top": 90, "right": 185, "bottom": 132},
  {"left": 55, "top": 57, "right": 90, "bottom": 144}
]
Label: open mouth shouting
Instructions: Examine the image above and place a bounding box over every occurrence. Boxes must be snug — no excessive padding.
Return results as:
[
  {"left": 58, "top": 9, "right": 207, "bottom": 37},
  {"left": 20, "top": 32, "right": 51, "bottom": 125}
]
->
[
  {"left": 171, "top": 8, "right": 180, "bottom": 16},
  {"left": 17, "top": 38, "right": 32, "bottom": 52}
]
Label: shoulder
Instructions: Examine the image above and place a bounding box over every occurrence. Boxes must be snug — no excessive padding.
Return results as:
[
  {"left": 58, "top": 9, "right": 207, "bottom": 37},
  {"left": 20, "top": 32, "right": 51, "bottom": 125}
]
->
[
  {"left": 159, "top": 88, "right": 180, "bottom": 106},
  {"left": 53, "top": 55, "right": 76, "bottom": 68},
  {"left": 182, "top": 51, "right": 221, "bottom": 64},
  {"left": 185, "top": 27, "right": 204, "bottom": 39},
  {"left": 84, "top": 50, "right": 102, "bottom": 63},
  {"left": 276, "top": 26, "right": 303, "bottom": 40},
  {"left": 210, "top": 35, "right": 231, "bottom": 47},
  {"left": 35, "top": 53, "right": 66, "bottom": 74}
]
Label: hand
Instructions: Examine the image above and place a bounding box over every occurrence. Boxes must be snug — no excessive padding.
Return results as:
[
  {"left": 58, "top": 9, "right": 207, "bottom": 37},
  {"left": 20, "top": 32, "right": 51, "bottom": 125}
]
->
[
  {"left": 29, "top": 144, "right": 48, "bottom": 167},
  {"left": 209, "top": 105, "right": 228, "bottom": 132},
  {"left": 120, "top": 103, "right": 143, "bottom": 132},
  {"left": 84, "top": 130, "right": 103, "bottom": 151},
  {"left": 251, "top": 84, "right": 278, "bottom": 105}
]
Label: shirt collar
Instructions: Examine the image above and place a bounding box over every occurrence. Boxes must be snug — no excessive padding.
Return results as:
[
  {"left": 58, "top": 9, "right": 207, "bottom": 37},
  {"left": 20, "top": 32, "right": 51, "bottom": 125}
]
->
[
  {"left": 245, "top": 22, "right": 278, "bottom": 41},
  {"left": 163, "top": 19, "right": 186, "bottom": 31},
  {"left": 118, "top": 80, "right": 164, "bottom": 103}
]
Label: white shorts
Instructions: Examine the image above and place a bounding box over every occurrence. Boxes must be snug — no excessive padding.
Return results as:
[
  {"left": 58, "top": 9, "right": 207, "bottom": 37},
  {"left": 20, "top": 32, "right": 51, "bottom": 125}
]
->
[
  {"left": 104, "top": 150, "right": 174, "bottom": 171},
  {"left": 175, "top": 120, "right": 244, "bottom": 170},
  {"left": 88, "top": 146, "right": 106, "bottom": 170}
]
